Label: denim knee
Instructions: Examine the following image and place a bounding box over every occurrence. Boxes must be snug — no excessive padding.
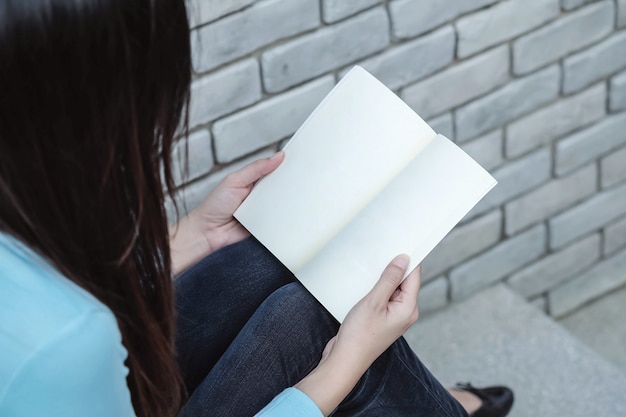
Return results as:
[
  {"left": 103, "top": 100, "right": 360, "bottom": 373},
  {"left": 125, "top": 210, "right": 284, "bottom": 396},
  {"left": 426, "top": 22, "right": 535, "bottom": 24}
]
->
[
  {"left": 256, "top": 283, "right": 338, "bottom": 338},
  {"left": 247, "top": 283, "right": 339, "bottom": 378}
]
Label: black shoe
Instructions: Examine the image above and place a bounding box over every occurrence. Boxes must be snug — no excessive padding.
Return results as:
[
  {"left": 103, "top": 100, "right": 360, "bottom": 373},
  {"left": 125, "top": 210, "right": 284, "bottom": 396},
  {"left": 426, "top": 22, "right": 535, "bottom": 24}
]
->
[{"left": 454, "top": 382, "right": 514, "bottom": 417}]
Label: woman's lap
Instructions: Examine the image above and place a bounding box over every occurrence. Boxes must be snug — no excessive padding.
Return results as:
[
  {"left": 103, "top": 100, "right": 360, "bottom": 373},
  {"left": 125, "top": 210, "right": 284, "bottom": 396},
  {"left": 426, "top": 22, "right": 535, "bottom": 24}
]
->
[
  {"left": 175, "top": 238, "right": 467, "bottom": 417},
  {"left": 174, "top": 237, "right": 294, "bottom": 392},
  {"left": 177, "top": 282, "right": 338, "bottom": 416}
]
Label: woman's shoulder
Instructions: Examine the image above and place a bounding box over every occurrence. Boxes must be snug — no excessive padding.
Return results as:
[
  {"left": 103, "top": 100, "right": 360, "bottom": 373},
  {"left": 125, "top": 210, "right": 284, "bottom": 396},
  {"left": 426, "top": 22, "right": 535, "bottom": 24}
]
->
[
  {"left": 0, "top": 231, "right": 113, "bottom": 303},
  {"left": 0, "top": 231, "right": 118, "bottom": 330},
  {"left": 0, "top": 233, "right": 127, "bottom": 402}
]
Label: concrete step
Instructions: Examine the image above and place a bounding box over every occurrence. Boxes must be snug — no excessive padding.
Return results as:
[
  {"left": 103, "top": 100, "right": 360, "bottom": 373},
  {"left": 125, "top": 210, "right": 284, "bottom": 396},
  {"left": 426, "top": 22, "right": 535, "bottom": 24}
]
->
[
  {"left": 404, "top": 285, "right": 626, "bottom": 417},
  {"left": 559, "top": 284, "right": 626, "bottom": 373}
]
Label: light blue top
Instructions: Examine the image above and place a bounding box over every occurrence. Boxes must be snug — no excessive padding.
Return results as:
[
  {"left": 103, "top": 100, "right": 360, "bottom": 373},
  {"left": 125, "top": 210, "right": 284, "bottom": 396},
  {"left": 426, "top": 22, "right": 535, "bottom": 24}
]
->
[
  {"left": 255, "top": 388, "right": 323, "bottom": 417},
  {"left": 0, "top": 233, "right": 322, "bottom": 417}
]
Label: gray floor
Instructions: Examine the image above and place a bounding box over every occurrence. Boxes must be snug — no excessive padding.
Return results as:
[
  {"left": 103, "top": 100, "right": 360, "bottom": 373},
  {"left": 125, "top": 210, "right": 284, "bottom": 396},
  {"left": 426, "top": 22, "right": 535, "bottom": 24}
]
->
[
  {"left": 558, "top": 284, "right": 626, "bottom": 373},
  {"left": 404, "top": 285, "right": 626, "bottom": 417}
]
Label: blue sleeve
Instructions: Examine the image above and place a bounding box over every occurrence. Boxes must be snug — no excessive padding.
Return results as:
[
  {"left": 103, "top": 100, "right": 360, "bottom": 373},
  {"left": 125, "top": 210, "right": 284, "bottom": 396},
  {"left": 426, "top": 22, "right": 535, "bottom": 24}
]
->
[
  {"left": 255, "top": 388, "right": 323, "bottom": 417},
  {"left": 1, "top": 311, "right": 136, "bottom": 417}
]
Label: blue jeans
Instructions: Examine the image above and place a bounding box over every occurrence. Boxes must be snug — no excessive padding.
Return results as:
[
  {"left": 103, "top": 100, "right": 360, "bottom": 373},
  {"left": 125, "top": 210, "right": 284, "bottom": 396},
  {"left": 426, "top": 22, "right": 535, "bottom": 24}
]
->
[{"left": 175, "top": 238, "right": 468, "bottom": 417}]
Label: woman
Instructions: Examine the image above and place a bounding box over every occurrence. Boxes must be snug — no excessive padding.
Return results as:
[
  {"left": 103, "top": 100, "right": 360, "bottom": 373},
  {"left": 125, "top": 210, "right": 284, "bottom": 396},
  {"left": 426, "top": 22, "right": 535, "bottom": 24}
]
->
[{"left": 0, "top": 0, "right": 513, "bottom": 416}]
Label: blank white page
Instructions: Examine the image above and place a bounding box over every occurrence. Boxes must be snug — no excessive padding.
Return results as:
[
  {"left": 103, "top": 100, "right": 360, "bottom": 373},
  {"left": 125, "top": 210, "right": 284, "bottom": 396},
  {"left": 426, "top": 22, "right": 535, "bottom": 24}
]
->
[
  {"left": 298, "top": 134, "right": 497, "bottom": 322},
  {"left": 235, "top": 66, "right": 436, "bottom": 272}
]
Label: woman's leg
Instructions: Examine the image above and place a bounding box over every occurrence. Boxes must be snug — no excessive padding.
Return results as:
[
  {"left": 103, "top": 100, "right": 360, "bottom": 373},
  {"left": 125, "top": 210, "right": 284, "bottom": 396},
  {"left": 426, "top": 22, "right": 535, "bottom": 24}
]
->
[
  {"left": 178, "top": 282, "right": 337, "bottom": 417},
  {"left": 174, "top": 237, "right": 294, "bottom": 393},
  {"left": 333, "top": 338, "right": 468, "bottom": 417},
  {"left": 178, "top": 281, "right": 467, "bottom": 417}
]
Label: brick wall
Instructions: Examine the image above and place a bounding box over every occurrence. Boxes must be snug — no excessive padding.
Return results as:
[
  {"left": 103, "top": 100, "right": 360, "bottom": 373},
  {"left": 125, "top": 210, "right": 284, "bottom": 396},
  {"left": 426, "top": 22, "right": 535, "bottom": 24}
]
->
[{"left": 171, "top": 0, "right": 626, "bottom": 319}]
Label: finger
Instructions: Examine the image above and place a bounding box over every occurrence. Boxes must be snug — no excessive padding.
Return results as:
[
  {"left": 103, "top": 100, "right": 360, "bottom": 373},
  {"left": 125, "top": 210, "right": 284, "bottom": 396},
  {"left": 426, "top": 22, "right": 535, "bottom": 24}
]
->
[
  {"left": 227, "top": 151, "right": 285, "bottom": 187},
  {"left": 368, "top": 254, "right": 409, "bottom": 305},
  {"left": 321, "top": 336, "right": 337, "bottom": 359},
  {"left": 390, "top": 267, "right": 421, "bottom": 325},
  {"left": 398, "top": 265, "right": 421, "bottom": 300}
]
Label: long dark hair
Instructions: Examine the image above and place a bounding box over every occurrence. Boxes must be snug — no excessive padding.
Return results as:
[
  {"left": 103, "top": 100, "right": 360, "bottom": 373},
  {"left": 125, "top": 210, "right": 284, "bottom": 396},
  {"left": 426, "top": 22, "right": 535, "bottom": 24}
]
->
[{"left": 0, "top": 1, "right": 191, "bottom": 416}]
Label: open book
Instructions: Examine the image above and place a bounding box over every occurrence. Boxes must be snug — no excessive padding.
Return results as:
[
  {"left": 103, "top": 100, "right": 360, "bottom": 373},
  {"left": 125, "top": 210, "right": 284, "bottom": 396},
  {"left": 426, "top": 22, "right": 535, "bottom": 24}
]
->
[{"left": 234, "top": 66, "right": 497, "bottom": 322}]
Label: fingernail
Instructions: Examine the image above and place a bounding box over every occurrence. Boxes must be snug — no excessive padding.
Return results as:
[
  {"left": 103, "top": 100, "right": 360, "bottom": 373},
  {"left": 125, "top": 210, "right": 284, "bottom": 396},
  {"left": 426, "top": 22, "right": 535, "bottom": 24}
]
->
[
  {"left": 270, "top": 151, "right": 283, "bottom": 160},
  {"left": 392, "top": 254, "right": 409, "bottom": 269}
]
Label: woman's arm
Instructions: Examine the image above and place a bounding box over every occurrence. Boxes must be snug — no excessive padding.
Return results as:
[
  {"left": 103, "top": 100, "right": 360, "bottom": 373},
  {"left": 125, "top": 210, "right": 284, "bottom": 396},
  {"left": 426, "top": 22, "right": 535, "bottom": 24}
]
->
[
  {"left": 169, "top": 152, "right": 284, "bottom": 276},
  {"left": 2, "top": 311, "right": 136, "bottom": 417},
  {"left": 169, "top": 214, "right": 211, "bottom": 277}
]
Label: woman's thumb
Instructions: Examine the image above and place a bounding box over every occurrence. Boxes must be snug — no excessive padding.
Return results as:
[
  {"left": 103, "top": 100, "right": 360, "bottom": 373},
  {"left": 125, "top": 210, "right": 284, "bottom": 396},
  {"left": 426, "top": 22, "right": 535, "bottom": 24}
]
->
[{"left": 369, "top": 254, "right": 409, "bottom": 304}]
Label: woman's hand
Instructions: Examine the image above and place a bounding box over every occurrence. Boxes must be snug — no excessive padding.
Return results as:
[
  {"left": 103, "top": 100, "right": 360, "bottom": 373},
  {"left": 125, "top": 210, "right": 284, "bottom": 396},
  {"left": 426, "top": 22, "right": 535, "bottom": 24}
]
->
[
  {"left": 333, "top": 254, "right": 421, "bottom": 367},
  {"left": 295, "top": 255, "right": 421, "bottom": 416},
  {"left": 169, "top": 152, "right": 284, "bottom": 275}
]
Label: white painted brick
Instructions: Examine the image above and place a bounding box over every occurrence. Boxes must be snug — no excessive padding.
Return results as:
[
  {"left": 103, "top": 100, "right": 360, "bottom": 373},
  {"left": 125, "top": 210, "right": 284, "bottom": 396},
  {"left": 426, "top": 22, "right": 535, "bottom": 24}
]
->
[
  {"left": 530, "top": 296, "right": 548, "bottom": 313},
  {"left": 549, "top": 182, "right": 626, "bottom": 249},
  {"left": 460, "top": 129, "right": 503, "bottom": 171},
  {"left": 604, "top": 216, "right": 626, "bottom": 255},
  {"left": 549, "top": 247, "right": 626, "bottom": 317},
  {"left": 450, "top": 224, "right": 547, "bottom": 300},
  {"left": 468, "top": 148, "right": 552, "bottom": 219},
  {"left": 422, "top": 210, "right": 502, "bottom": 280},
  {"left": 508, "top": 234, "right": 601, "bottom": 298},
  {"left": 402, "top": 45, "right": 510, "bottom": 119},
  {"left": 262, "top": 8, "right": 390, "bottom": 93},
  {"left": 166, "top": 148, "right": 276, "bottom": 222},
  {"left": 322, "top": 0, "right": 381, "bottom": 23},
  {"left": 189, "top": 59, "right": 261, "bottom": 129},
  {"left": 506, "top": 83, "right": 606, "bottom": 158},
  {"left": 561, "top": 0, "right": 602, "bottom": 10},
  {"left": 191, "top": 0, "right": 320, "bottom": 73},
  {"left": 389, "top": 0, "right": 498, "bottom": 39},
  {"left": 505, "top": 164, "right": 597, "bottom": 235},
  {"left": 418, "top": 276, "right": 449, "bottom": 315},
  {"left": 456, "top": 65, "right": 560, "bottom": 142},
  {"left": 513, "top": 1, "right": 614, "bottom": 75},
  {"left": 171, "top": 130, "right": 214, "bottom": 186},
  {"left": 427, "top": 113, "right": 454, "bottom": 140},
  {"left": 350, "top": 26, "right": 455, "bottom": 90},
  {"left": 213, "top": 76, "right": 335, "bottom": 163},
  {"left": 187, "top": 0, "right": 255, "bottom": 28},
  {"left": 556, "top": 112, "right": 626, "bottom": 176},
  {"left": 620, "top": 0, "right": 626, "bottom": 26},
  {"left": 456, "top": 0, "right": 560, "bottom": 58},
  {"left": 609, "top": 70, "right": 626, "bottom": 112},
  {"left": 563, "top": 31, "right": 626, "bottom": 93},
  {"left": 601, "top": 144, "right": 626, "bottom": 188}
]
